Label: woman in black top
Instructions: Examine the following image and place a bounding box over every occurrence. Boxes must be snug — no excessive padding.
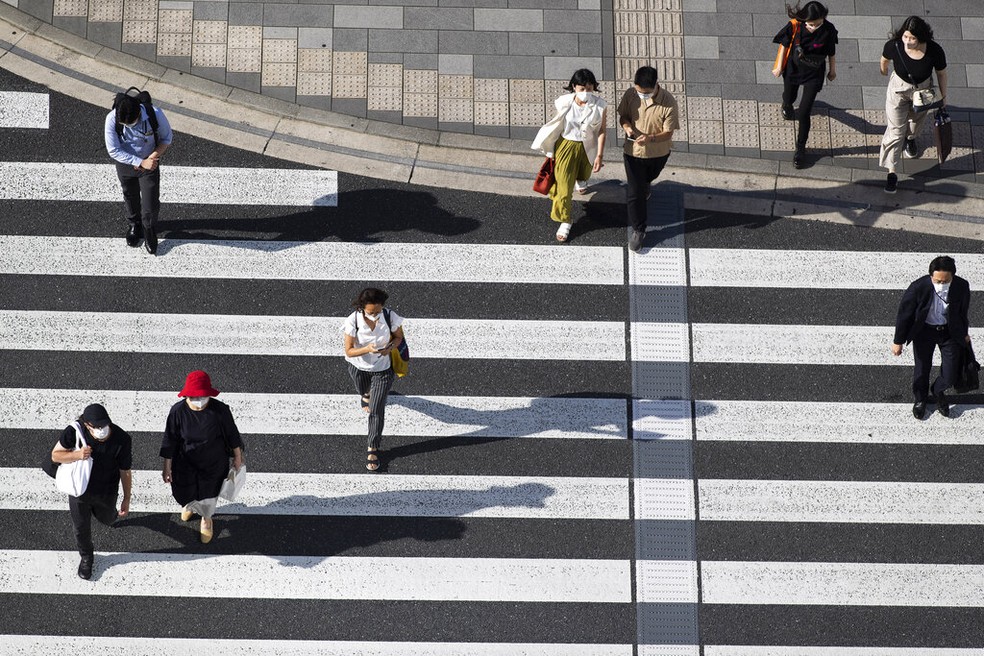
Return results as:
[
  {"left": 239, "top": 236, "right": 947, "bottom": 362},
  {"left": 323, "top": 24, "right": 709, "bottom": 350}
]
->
[
  {"left": 878, "top": 16, "right": 948, "bottom": 193},
  {"left": 50, "top": 403, "right": 132, "bottom": 580},
  {"left": 772, "top": 2, "right": 838, "bottom": 168},
  {"left": 161, "top": 370, "right": 244, "bottom": 543}
]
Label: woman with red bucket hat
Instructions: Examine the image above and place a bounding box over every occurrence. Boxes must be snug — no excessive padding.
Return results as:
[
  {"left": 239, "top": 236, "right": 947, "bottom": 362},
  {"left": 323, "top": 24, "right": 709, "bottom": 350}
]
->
[{"left": 161, "top": 370, "right": 244, "bottom": 543}]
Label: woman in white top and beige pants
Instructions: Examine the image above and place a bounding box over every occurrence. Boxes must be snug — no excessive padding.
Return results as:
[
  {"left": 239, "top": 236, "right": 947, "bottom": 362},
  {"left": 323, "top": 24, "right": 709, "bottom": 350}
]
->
[
  {"left": 342, "top": 287, "right": 404, "bottom": 471},
  {"left": 532, "top": 69, "right": 607, "bottom": 243}
]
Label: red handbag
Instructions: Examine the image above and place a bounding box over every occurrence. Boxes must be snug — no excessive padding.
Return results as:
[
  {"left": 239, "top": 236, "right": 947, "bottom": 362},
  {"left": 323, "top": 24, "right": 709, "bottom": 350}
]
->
[{"left": 533, "top": 157, "right": 555, "bottom": 195}]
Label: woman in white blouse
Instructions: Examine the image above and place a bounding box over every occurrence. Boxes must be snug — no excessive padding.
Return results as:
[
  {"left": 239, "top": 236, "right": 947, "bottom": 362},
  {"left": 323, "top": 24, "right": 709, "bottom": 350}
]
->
[
  {"left": 342, "top": 287, "right": 405, "bottom": 471},
  {"left": 531, "top": 68, "right": 608, "bottom": 243}
]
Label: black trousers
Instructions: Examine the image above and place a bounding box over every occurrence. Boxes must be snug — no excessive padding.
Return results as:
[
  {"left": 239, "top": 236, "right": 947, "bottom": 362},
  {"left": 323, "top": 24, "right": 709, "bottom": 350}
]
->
[
  {"left": 69, "top": 492, "right": 118, "bottom": 557},
  {"left": 782, "top": 76, "right": 823, "bottom": 149},
  {"left": 911, "top": 324, "right": 961, "bottom": 402},
  {"left": 623, "top": 153, "right": 670, "bottom": 233},
  {"left": 347, "top": 363, "right": 396, "bottom": 451},
  {"left": 116, "top": 162, "right": 160, "bottom": 229}
]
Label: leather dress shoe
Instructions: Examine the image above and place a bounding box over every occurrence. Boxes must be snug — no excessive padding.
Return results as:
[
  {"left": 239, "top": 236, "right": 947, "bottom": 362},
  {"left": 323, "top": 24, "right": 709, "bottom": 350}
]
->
[
  {"left": 936, "top": 389, "right": 950, "bottom": 417},
  {"left": 78, "top": 555, "right": 93, "bottom": 580},
  {"left": 793, "top": 146, "right": 805, "bottom": 169},
  {"left": 144, "top": 227, "right": 157, "bottom": 255},
  {"left": 912, "top": 401, "right": 927, "bottom": 420},
  {"left": 125, "top": 223, "right": 142, "bottom": 247}
]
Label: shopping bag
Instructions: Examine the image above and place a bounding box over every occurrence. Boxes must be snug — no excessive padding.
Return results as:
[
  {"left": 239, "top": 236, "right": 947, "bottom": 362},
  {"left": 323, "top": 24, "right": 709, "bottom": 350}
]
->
[
  {"left": 219, "top": 464, "right": 247, "bottom": 502},
  {"left": 933, "top": 109, "right": 952, "bottom": 164},
  {"left": 55, "top": 422, "right": 92, "bottom": 496},
  {"left": 533, "top": 157, "right": 555, "bottom": 195}
]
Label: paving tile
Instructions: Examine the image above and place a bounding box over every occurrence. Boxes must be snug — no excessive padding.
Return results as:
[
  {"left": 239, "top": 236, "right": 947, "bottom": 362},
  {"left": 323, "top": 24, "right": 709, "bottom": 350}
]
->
[
  {"left": 759, "top": 124, "right": 793, "bottom": 151},
  {"left": 405, "top": 6, "right": 471, "bottom": 29},
  {"left": 474, "top": 54, "right": 543, "bottom": 79},
  {"left": 439, "top": 30, "right": 508, "bottom": 55},
  {"left": 404, "top": 53, "right": 438, "bottom": 69},
  {"left": 158, "top": 8, "right": 192, "bottom": 33},
  {"left": 333, "top": 49, "right": 367, "bottom": 75},
  {"left": 228, "top": 3, "right": 262, "bottom": 25},
  {"left": 367, "top": 85, "right": 403, "bottom": 111},
  {"left": 686, "top": 95, "right": 721, "bottom": 121},
  {"left": 962, "top": 17, "right": 984, "bottom": 39},
  {"left": 335, "top": 5, "right": 402, "bottom": 29},
  {"left": 228, "top": 24, "right": 262, "bottom": 47},
  {"left": 369, "top": 52, "right": 404, "bottom": 64},
  {"left": 263, "top": 4, "right": 332, "bottom": 27},
  {"left": 192, "top": 41, "right": 226, "bottom": 66},
  {"left": 262, "top": 61, "right": 297, "bottom": 86},
  {"left": 330, "top": 98, "right": 367, "bottom": 118},
  {"left": 20, "top": 0, "right": 55, "bottom": 22},
  {"left": 510, "top": 100, "right": 547, "bottom": 126},
  {"left": 544, "top": 56, "right": 603, "bottom": 80},
  {"left": 474, "top": 100, "right": 508, "bottom": 124},
  {"left": 88, "top": 0, "right": 122, "bottom": 22},
  {"left": 439, "top": 97, "right": 473, "bottom": 122},
  {"left": 157, "top": 31, "right": 191, "bottom": 56},
  {"left": 332, "top": 27, "right": 367, "bottom": 51},
  {"left": 439, "top": 74, "right": 473, "bottom": 98},
  {"left": 193, "top": 1, "right": 228, "bottom": 20},
  {"left": 543, "top": 9, "right": 600, "bottom": 33},
  {"left": 683, "top": 34, "right": 717, "bottom": 59},
  {"left": 649, "top": 10, "right": 682, "bottom": 35},
  {"left": 296, "top": 69, "right": 331, "bottom": 95},
  {"left": 262, "top": 26, "right": 296, "bottom": 39},
  {"left": 474, "top": 77, "right": 508, "bottom": 101},
  {"left": 475, "top": 8, "right": 543, "bottom": 32},
  {"left": 682, "top": 10, "right": 750, "bottom": 35},
  {"left": 723, "top": 122, "right": 758, "bottom": 148},
  {"left": 193, "top": 19, "right": 225, "bottom": 43},
  {"left": 225, "top": 70, "right": 261, "bottom": 92},
  {"left": 123, "top": 0, "right": 155, "bottom": 21},
  {"left": 53, "top": 0, "right": 86, "bottom": 15},
  {"left": 122, "top": 19, "right": 156, "bottom": 43},
  {"left": 404, "top": 67, "right": 438, "bottom": 91},
  {"left": 509, "top": 32, "right": 579, "bottom": 56},
  {"left": 722, "top": 99, "right": 757, "bottom": 123},
  {"left": 261, "top": 85, "right": 295, "bottom": 103},
  {"left": 614, "top": 10, "right": 647, "bottom": 35},
  {"left": 509, "top": 77, "right": 543, "bottom": 103},
  {"left": 226, "top": 46, "right": 262, "bottom": 72},
  {"left": 438, "top": 54, "right": 473, "bottom": 75},
  {"left": 368, "top": 28, "right": 437, "bottom": 53},
  {"left": 404, "top": 91, "right": 438, "bottom": 117},
  {"left": 298, "top": 28, "right": 332, "bottom": 49},
  {"left": 368, "top": 62, "right": 402, "bottom": 86},
  {"left": 263, "top": 38, "right": 297, "bottom": 62},
  {"left": 333, "top": 73, "right": 367, "bottom": 98}
]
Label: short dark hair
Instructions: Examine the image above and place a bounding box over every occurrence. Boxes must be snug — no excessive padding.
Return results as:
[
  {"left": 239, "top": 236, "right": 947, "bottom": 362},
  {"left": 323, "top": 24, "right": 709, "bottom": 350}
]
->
[
  {"left": 116, "top": 95, "right": 141, "bottom": 125},
  {"left": 633, "top": 66, "right": 658, "bottom": 89},
  {"left": 353, "top": 287, "right": 389, "bottom": 309},
  {"left": 928, "top": 256, "right": 956, "bottom": 275},
  {"left": 564, "top": 68, "right": 600, "bottom": 93},
  {"left": 786, "top": 1, "right": 828, "bottom": 21},
  {"left": 892, "top": 16, "right": 934, "bottom": 44}
]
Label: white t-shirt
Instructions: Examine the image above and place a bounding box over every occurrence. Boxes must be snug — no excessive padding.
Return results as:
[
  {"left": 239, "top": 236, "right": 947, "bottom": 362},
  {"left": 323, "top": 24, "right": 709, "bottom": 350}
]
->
[
  {"left": 561, "top": 95, "right": 606, "bottom": 143},
  {"left": 342, "top": 310, "right": 404, "bottom": 372}
]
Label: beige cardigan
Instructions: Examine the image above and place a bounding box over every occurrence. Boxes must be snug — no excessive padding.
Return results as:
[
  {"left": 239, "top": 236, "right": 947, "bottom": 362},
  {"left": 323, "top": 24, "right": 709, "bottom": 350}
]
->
[{"left": 531, "top": 92, "right": 607, "bottom": 163}]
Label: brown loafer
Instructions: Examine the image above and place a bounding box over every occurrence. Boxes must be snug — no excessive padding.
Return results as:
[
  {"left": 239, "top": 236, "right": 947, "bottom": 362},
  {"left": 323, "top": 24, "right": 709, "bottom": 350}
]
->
[{"left": 180, "top": 506, "right": 194, "bottom": 522}]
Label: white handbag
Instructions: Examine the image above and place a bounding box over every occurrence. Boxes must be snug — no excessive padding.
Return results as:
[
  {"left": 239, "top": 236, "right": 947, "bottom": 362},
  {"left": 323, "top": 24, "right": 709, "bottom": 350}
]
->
[
  {"left": 55, "top": 422, "right": 93, "bottom": 497},
  {"left": 219, "top": 464, "right": 246, "bottom": 502}
]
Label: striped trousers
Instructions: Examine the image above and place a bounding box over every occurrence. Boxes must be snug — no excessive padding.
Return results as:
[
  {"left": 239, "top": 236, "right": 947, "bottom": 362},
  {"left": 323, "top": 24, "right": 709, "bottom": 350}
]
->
[{"left": 347, "top": 363, "right": 395, "bottom": 450}]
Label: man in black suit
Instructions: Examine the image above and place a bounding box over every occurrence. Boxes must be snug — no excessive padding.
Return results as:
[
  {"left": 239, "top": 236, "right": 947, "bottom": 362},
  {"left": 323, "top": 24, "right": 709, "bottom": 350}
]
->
[{"left": 892, "top": 256, "right": 971, "bottom": 419}]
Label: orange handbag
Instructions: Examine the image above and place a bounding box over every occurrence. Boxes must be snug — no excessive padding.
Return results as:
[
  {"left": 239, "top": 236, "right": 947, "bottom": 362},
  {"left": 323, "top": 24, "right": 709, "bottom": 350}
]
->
[{"left": 774, "top": 19, "right": 799, "bottom": 72}]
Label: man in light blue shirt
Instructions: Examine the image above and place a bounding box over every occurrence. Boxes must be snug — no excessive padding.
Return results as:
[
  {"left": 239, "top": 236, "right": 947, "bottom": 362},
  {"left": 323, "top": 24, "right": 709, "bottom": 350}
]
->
[{"left": 104, "top": 89, "right": 173, "bottom": 255}]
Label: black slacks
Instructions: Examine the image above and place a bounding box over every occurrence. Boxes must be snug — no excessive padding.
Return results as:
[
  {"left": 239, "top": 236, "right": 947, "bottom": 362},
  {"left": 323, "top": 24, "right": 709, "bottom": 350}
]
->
[
  {"left": 782, "top": 76, "right": 823, "bottom": 149},
  {"left": 69, "top": 492, "right": 118, "bottom": 557},
  {"left": 911, "top": 323, "right": 961, "bottom": 401},
  {"left": 623, "top": 153, "right": 670, "bottom": 233},
  {"left": 115, "top": 162, "right": 160, "bottom": 229},
  {"left": 347, "top": 363, "right": 396, "bottom": 451}
]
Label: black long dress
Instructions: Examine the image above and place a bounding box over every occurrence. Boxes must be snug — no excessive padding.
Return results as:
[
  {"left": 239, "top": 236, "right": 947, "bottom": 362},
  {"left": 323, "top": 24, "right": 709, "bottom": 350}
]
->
[{"left": 161, "top": 399, "right": 243, "bottom": 506}]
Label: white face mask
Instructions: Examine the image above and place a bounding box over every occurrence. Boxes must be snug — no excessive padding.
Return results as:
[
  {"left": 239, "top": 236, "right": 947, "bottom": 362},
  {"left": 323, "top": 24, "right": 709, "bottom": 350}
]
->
[
  {"left": 187, "top": 397, "right": 210, "bottom": 410},
  {"left": 933, "top": 281, "right": 950, "bottom": 294},
  {"left": 364, "top": 312, "right": 380, "bottom": 322},
  {"left": 575, "top": 91, "right": 591, "bottom": 102},
  {"left": 637, "top": 91, "right": 653, "bottom": 100},
  {"left": 89, "top": 425, "right": 111, "bottom": 440}
]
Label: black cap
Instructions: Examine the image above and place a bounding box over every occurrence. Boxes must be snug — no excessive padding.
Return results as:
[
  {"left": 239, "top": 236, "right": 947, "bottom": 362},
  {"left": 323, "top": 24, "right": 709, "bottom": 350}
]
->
[{"left": 82, "top": 403, "right": 111, "bottom": 427}]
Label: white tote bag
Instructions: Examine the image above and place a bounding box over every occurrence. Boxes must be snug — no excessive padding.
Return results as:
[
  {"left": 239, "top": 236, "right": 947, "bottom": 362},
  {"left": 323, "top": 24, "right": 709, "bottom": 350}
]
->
[
  {"left": 55, "top": 422, "right": 93, "bottom": 497},
  {"left": 219, "top": 464, "right": 246, "bottom": 502}
]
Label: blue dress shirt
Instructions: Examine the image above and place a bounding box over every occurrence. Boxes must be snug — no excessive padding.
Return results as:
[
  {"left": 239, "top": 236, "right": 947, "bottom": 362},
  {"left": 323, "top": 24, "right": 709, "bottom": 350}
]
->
[{"left": 104, "top": 105, "right": 173, "bottom": 168}]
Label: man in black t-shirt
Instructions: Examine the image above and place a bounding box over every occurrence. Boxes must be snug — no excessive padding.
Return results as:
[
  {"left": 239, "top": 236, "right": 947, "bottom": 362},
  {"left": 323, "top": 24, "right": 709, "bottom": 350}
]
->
[{"left": 50, "top": 403, "right": 133, "bottom": 580}]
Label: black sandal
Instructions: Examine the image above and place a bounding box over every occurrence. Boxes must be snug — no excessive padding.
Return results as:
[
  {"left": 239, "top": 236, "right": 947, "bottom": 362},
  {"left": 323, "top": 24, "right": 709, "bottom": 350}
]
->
[
  {"left": 360, "top": 395, "right": 370, "bottom": 410},
  {"left": 366, "top": 451, "right": 380, "bottom": 472}
]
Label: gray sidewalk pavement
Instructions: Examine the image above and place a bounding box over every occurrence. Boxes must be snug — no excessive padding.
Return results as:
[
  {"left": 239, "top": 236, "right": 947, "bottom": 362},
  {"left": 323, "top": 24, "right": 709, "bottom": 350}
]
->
[{"left": 2, "top": 2, "right": 984, "bottom": 242}]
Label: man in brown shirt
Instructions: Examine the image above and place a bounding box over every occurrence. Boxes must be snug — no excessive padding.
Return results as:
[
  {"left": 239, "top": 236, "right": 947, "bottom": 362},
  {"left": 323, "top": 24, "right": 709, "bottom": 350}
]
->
[{"left": 617, "top": 66, "right": 680, "bottom": 252}]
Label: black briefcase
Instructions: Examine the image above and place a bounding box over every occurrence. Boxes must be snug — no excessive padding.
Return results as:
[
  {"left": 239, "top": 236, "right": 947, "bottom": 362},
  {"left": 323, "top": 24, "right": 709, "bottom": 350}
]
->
[{"left": 954, "top": 344, "right": 981, "bottom": 394}]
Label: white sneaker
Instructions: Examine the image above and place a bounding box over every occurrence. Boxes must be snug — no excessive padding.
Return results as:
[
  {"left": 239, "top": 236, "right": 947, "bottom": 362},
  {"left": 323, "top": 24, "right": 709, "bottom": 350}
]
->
[{"left": 574, "top": 180, "right": 588, "bottom": 194}]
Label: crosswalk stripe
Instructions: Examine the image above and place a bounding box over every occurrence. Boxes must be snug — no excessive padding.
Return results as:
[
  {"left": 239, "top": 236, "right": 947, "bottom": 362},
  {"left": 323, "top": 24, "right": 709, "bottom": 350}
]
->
[
  {"left": 699, "top": 480, "right": 984, "bottom": 524},
  {"left": 705, "top": 648, "right": 984, "bottom": 656},
  {"left": 0, "top": 310, "right": 626, "bottom": 360},
  {"left": 0, "top": 91, "right": 49, "bottom": 128},
  {"left": 691, "top": 323, "right": 979, "bottom": 365},
  {"left": 0, "top": 235, "right": 624, "bottom": 284},
  {"left": 701, "top": 561, "right": 984, "bottom": 607},
  {"left": 0, "top": 388, "right": 628, "bottom": 439},
  {"left": 688, "top": 248, "right": 984, "bottom": 289},
  {"left": 0, "top": 550, "right": 632, "bottom": 602},
  {"left": 0, "top": 162, "right": 337, "bottom": 206},
  {"left": 695, "top": 400, "right": 984, "bottom": 445},
  {"left": 0, "top": 636, "right": 633, "bottom": 656},
  {"left": 3, "top": 468, "right": 629, "bottom": 519}
]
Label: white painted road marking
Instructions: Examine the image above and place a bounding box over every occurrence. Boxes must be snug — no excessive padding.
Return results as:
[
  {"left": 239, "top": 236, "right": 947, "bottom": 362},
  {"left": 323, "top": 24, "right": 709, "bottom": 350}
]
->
[
  {"left": 0, "top": 636, "right": 633, "bottom": 656},
  {"left": 1, "top": 468, "right": 630, "bottom": 519},
  {"left": 0, "top": 162, "right": 337, "bottom": 205},
  {"left": 699, "top": 479, "right": 984, "bottom": 525},
  {"left": 0, "top": 91, "right": 49, "bottom": 128},
  {"left": 0, "top": 388, "right": 628, "bottom": 439},
  {"left": 0, "top": 235, "right": 624, "bottom": 284},
  {"left": 702, "top": 561, "right": 984, "bottom": 607},
  {"left": 0, "top": 550, "right": 632, "bottom": 602},
  {"left": 695, "top": 400, "right": 984, "bottom": 445},
  {"left": 0, "top": 310, "right": 625, "bottom": 360},
  {"left": 689, "top": 248, "right": 984, "bottom": 290}
]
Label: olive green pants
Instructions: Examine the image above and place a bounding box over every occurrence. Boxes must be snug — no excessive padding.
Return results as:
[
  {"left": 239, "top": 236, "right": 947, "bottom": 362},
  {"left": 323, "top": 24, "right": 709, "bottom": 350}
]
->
[{"left": 549, "top": 137, "right": 592, "bottom": 223}]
